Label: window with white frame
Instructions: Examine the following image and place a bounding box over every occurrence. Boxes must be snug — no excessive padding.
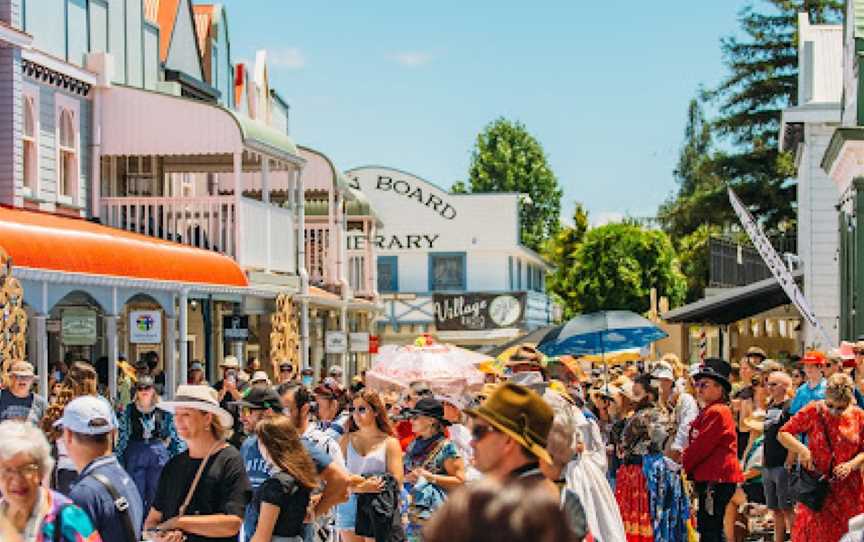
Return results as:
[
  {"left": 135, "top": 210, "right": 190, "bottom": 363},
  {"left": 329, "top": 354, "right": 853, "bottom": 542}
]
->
[
  {"left": 55, "top": 95, "right": 79, "bottom": 204},
  {"left": 22, "top": 90, "right": 38, "bottom": 194}
]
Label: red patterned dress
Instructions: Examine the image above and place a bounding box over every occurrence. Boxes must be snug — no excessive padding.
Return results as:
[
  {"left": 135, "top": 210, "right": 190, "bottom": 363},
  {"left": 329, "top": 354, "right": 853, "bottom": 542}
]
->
[{"left": 780, "top": 402, "right": 864, "bottom": 542}]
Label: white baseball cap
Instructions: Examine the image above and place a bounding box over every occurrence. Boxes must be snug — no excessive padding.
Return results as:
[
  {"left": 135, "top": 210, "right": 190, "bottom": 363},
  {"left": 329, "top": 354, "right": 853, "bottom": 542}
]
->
[
  {"left": 54, "top": 396, "right": 115, "bottom": 435},
  {"left": 651, "top": 361, "right": 675, "bottom": 381}
]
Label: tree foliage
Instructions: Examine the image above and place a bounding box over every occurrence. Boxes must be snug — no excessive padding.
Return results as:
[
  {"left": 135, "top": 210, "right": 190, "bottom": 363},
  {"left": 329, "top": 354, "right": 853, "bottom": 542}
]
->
[
  {"left": 464, "top": 118, "right": 562, "bottom": 251},
  {"left": 544, "top": 204, "right": 589, "bottom": 317},
  {"left": 552, "top": 222, "right": 686, "bottom": 316},
  {"left": 659, "top": 2, "right": 842, "bottom": 234}
]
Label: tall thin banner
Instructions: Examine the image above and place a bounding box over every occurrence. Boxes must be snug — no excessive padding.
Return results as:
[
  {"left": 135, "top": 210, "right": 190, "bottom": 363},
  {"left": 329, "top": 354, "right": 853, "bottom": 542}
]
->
[{"left": 728, "top": 187, "right": 831, "bottom": 347}]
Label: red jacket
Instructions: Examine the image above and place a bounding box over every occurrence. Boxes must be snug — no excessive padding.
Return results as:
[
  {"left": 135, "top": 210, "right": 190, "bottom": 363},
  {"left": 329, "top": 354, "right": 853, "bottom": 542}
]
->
[{"left": 682, "top": 402, "right": 743, "bottom": 483}]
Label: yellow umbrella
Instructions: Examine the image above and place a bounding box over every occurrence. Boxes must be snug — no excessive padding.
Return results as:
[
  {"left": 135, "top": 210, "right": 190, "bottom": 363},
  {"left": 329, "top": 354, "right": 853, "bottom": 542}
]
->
[{"left": 580, "top": 349, "right": 641, "bottom": 365}]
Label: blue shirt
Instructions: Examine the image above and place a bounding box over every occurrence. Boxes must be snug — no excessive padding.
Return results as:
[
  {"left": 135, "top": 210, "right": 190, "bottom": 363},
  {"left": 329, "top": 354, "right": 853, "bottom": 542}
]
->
[
  {"left": 69, "top": 455, "right": 144, "bottom": 542},
  {"left": 241, "top": 434, "right": 333, "bottom": 542},
  {"left": 789, "top": 379, "right": 826, "bottom": 415}
]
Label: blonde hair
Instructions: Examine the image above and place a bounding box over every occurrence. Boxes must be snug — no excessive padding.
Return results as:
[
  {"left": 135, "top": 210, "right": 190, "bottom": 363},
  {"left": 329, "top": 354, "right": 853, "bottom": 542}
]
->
[{"left": 825, "top": 373, "right": 855, "bottom": 405}]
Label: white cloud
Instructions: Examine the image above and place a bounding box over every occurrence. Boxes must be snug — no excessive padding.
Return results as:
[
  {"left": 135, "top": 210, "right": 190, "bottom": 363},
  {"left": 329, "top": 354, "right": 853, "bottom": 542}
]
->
[
  {"left": 590, "top": 212, "right": 625, "bottom": 227},
  {"left": 391, "top": 51, "right": 433, "bottom": 67},
  {"left": 269, "top": 48, "right": 306, "bottom": 70}
]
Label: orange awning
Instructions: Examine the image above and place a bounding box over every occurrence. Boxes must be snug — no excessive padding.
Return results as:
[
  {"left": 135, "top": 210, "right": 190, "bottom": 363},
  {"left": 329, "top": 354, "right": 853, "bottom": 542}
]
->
[{"left": 0, "top": 206, "right": 248, "bottom": 287}]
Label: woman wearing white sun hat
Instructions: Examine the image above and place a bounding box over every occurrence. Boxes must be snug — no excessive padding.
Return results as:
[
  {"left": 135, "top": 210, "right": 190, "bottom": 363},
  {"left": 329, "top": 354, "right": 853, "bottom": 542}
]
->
[{"left": 144, "top": 385, "right": 251, "bottom": 542}]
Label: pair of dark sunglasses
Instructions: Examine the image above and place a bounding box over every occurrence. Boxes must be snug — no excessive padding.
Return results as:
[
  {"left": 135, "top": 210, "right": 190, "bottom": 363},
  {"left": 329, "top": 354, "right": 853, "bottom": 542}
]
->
[
  {"left": 471, "top": 424, "right": 497, "bottom": 441},
  {"left": 349, "top": 406, "right": 369, "bottom": 415},
  {"left": 280, "top": 365, "right": 294, "bottom": 372},
  {"left": 136, "top": 385, "right": 153, "bottom": 391}
]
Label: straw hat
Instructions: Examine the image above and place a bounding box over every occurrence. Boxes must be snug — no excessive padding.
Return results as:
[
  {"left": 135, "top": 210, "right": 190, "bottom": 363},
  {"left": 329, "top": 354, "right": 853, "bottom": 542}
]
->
[
  {"left": 158, "top": 385, "right": 233, "bottom": 428},
  {"left": 219, "top": 356, "right": 240, "bottom": 369},
  {"left": 466, "top": 382, "right": 553, "bottom": 464}
]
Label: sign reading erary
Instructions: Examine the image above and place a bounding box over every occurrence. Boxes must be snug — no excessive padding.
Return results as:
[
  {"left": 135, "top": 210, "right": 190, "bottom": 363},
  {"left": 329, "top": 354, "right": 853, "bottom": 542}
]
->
[{"left": 434, "top": 292, "right": 526, "bottom": 331}]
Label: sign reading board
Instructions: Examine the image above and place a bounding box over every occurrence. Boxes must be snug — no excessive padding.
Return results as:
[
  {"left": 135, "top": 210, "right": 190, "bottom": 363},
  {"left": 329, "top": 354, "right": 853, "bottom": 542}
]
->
[
  {"left": 433, "top": 292, "right": 526, "bottom": 331},
  {"left": 223, "top": 315, "right": 250, "bottom": 341}
]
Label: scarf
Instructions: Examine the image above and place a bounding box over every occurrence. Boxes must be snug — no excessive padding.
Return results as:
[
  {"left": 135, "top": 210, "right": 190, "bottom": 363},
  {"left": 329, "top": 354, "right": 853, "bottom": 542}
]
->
[{"left": 406, "top": 433, "right": 445, "bottom": 470}]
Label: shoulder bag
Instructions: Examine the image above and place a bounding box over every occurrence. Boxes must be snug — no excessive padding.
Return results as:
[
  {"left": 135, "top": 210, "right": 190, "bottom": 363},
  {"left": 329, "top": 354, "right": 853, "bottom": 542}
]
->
[
  {"left": 90, "top": 472, "right": 138, "bottom": 542},
  {"left": 790, "top": 406, "right": 833, "bottom": 511}
]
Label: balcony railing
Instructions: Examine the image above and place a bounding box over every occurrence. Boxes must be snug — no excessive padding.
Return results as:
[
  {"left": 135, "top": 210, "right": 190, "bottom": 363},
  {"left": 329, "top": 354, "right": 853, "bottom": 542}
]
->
[
  {"left": 708, "top": 235, "right": 797, "bottom": 288},
  {"left": 100, "top": 196, "right": 296, "bottom": 274},
  {"left": 304, "top": 222, "right": 333, "bottom": 287}
]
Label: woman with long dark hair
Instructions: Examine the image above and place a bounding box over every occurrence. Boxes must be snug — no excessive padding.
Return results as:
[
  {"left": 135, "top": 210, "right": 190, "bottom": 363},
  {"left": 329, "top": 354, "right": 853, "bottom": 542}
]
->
[
  {"left": 338, "top": 389, "right": 403, "bottom": 542},
  {"left": 683, "top": 359, "right": 743, "bottom": 542},
  {"left": 40, "top": 361, "right": 102, "bottom": 494},
  {"left": 252, "top": 415, "right": 318, "bottom": 542}
]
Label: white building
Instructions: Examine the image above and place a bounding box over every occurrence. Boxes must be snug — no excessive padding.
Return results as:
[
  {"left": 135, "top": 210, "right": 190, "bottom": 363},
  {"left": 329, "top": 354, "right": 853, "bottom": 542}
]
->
[
  {"left": 780, "top": 13, "right": 842, "bottom": 347},
  {"left": 347, "top": 166, "right": 556, "bottom": 347}
]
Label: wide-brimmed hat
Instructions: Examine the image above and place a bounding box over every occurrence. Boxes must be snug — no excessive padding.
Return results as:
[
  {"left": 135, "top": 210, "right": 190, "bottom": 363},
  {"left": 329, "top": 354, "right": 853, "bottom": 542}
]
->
[
  {"left": 746, "top": 346, "right": 768, "bottom": 361},
  {"left": 405, "top": 397, "right": 451, "bottom": 426},
  {"left": 158, "top": 385, "right": 233, "bottom": 428},
  {"left": 219, "top": 356, "right": 240, "bottom": 369},
  {"left": 504, "top": 344, "right": 545, "bottom": 369},
  {"left": 230, "top": 386, "right": 282, "bottom": 411},
  {"left": 8, "top": 361, "right": 34, "bottom": 378},
  {"left": 651, "top": 361, "right": 675, "bottom": 381},
  {"left": 250, "top": 371, "right": 270, "bottom": 384},
  {"left": 465, "top": 382, "right": 553, "bottom": 464},
  {"left": 692, "top": 358, "right": 732, "bottom": 393},
  {"left": 507, "top": 371, "right": 547, "bottom": 395},
  {"left": 189, "top": 361, "right": 204, "bottom": 372},
  {"left": 435, "top": 394, "right": 467, "bottom": 411},
  {"left": 801, "top": 351, "right": 827, "bottom": 366}
]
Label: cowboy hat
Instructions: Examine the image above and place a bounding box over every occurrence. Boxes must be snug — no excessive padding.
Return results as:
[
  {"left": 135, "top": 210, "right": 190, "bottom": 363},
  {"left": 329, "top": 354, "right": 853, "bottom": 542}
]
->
[
  {"left": 466, "top": 382, "right": 553, "bottom": 465},
  {"left": 503, "top": 344, "right": 545, "bottom": 369},
  {"left": 745, "top": 346, "right": 768, "bottom": 360},
  {"left": 158, "top": 385, "right": 233, "bottom": 428}
]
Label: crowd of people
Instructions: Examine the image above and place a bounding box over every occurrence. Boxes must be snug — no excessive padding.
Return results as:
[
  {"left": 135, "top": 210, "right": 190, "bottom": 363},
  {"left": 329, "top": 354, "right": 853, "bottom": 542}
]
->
[{"left": 1, "top": 341, "right": 864, "bottom": 541}]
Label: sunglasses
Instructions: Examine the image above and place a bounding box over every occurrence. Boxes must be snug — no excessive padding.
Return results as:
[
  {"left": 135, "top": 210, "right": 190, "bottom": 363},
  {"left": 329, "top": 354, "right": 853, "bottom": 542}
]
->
[
  {"left": 349, "top": 406, "right": 369, "bottom": 415},
  {"left": 280, "top": 365, "right": 294, "bottom": 373},
  {"left": 136, "top": 385, "right": 154, "bottom": 391},
  {"left": 471, "top": 424, "right": 497, "bottom": 442},
  {"left": 240, "top": 406, "right": 266, "bottom": 417}
]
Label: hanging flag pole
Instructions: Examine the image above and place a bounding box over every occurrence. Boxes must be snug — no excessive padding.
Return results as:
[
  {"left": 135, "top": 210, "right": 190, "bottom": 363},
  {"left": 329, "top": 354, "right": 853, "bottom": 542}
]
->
[{"left": 727, "top": 187, "right": 832, "bottom": 348}]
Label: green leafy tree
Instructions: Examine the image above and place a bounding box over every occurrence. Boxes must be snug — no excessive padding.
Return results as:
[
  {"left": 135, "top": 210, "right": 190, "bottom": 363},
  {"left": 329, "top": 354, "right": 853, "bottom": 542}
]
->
[
  {"left": 676, "top": 224, "right": 722, "bottom": 302},
  {"left": 464, "top": 118, "right": 562, "bottom": 250},
  {"left": 568, "top": 223, "right": 686, "bottom": 314},
  {"left": 707, "top": 0, "right": 841, "bottom": 230},
  {"left": 543, "top": 203, "right": 589, "bottom": 317}
]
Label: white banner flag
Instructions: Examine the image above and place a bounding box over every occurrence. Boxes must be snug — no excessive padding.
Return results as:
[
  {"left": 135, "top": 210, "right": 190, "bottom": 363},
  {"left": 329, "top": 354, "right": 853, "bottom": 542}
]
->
[{"left": 727, "top": 187, "right": 831, "bottom": 347}]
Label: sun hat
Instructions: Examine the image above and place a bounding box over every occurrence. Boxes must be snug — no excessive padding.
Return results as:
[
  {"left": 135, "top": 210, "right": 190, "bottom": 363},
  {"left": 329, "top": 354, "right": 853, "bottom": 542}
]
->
[
  {"left": 231, "top": 386, "right": 283, "bottom": 411},
  {"left": 251, "top": 370, "right": 270, "bottom": 384},
  {"left": 507, "top": 371, "right": 547, "bottom": 395},
  {"left": 136, "top": 375, "right": 156, "bottom": 389},
  {"left": 54, "top": 395, "right": 115, "bottom": 435},
  {"left": 651, "top": 361, "right": 675, "bottom": 381},
  {"left": 465, "top": 382, "right": 553, "bottom": 465},
  {"left": 746, "top": 346, "right": 768, "bottom": 361},
  {"left": 158, "top": 384, "right": 233, "bottom": 428},
  {"left": 314, "top": 377, "right": 345, "bottom": 399},
  {"left": 616, "top": 381, "right": 638, "bottom": 402},
  {"left": 503, "top": 344, "right": 545, "bottom": 369},
  {"left": 435, "top": 393, "right": 467, "bottom": 411},
  {"left": 406, "top": 397, "right": 451, "bottom": 426},
  {"left": 189, "top": 361, "right": 204, "bottom": 372},
  {"left": 220, "top": 356, "right": 240, "bottom": 369},
  {"left": 692, "top": 358, "right": 733, "bottom": 393},
  {"left": 9, "top": 361, "right": 34, "bottom": 377},
  {"left": 801, "top": 350, "right": 827, "bottom": 366},
  {"left": 590, "top": 384, "right": 620, "bottom": 401}
]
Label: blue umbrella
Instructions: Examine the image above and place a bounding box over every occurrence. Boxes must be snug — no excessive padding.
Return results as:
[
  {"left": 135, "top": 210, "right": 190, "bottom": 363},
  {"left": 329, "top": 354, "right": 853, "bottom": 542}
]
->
[{"left": 537, "top": 310, "right": 667, "bottom": 359}]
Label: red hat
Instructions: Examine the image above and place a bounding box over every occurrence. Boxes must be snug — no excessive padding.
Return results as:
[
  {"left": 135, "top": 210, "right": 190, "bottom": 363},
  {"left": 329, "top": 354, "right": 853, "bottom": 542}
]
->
[{"left": 801, "top": 351, "right": 827, "bottom": 366}]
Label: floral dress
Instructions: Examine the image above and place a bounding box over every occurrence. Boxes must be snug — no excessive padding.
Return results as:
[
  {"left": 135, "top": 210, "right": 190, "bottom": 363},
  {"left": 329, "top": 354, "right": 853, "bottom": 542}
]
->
[
  {"left": 403, "top": 435, "right": 460, "bottom": 541},
  {"left": 1, "top": 488, "right": 102, "bottom": 542},
  {"left": 780, "top": 402, "right": 864, "bottom": 542}
]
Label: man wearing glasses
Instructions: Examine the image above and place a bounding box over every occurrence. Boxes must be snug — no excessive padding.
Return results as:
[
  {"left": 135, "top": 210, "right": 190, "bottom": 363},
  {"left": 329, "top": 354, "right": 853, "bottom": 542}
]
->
[
  {"left": 761, "top": 371, "right": 794, "bottom": 542},
  {"left": 0, "top": 361, "right": 46, "bottom": 424},
  {"left": 277, "top": 361, "right": 296, "bottom": 384}
]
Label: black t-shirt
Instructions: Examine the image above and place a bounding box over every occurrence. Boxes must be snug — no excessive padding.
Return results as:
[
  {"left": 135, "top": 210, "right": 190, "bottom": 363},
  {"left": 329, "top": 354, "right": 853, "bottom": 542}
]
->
[
  {"left": 0, "top": 390, "right": 41, "bottom": 422},
  {"left": 153, "top": 446, "right": 251, "bottom": 542},
  {"left": 762, "top": 399, "right": 792, "bottom": 468},
  {"left": 254, "top": 472, "right": 310, "bottom": 537}
]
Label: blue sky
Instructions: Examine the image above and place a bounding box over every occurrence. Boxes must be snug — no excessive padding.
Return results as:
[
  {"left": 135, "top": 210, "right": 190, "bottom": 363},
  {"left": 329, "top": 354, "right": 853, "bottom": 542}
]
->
[{"left": 222, "top": 0, "right": 749, "bottom": 225}]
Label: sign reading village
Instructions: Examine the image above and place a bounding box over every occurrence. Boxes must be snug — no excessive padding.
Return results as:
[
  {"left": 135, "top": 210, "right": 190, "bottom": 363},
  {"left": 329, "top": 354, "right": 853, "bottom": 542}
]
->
[{"left": 434, "top": 292, "right": 527, "bottom": 331}]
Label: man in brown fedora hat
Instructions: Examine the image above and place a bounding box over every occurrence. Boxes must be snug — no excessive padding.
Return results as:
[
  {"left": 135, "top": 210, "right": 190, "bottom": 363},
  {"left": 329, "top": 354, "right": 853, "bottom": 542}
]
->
[{"left": 465, "top": 382, "right": 557, "bottom": 493}]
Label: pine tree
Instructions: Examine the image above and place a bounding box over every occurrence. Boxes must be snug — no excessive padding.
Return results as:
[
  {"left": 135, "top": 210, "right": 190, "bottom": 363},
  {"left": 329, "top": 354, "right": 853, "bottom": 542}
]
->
[{"left": 707, "top": 0, "right": 842, "bottom": 231}]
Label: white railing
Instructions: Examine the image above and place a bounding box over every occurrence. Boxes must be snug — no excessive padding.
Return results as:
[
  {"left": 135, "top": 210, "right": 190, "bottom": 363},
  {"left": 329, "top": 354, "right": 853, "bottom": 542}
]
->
[
  {"left": 348, "top": 251, "right": 368, "bottom": 296},
  {"left": 100, "top": 196, "right": 296, "bottom": 274}
]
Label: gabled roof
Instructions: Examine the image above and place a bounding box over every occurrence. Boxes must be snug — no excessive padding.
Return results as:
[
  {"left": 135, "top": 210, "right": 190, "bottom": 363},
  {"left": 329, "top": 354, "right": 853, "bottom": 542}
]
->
[
  {"left": 192, "top": 5, "right": 214, "bottom": 55},
  {"left": 153, "top": 0, "right": 181, "bottom": 62}
]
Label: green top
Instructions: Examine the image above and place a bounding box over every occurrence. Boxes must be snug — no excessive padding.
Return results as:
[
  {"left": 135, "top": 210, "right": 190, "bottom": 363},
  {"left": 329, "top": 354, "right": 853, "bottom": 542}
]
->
[{"left": 227, "top": 109, "right": 300, "bottom": 161}]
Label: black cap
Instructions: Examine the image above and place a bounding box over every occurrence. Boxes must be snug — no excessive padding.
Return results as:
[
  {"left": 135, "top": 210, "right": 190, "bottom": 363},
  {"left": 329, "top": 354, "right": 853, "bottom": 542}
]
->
[
  {"left": 405, "top": 397, "right": 451, "bottom": 426},
  {"left": 693, "top": 357, "right": 732, "bottom": 393},
  {"left": 230, "top": 387, "right": 283, "bottom": 410}
]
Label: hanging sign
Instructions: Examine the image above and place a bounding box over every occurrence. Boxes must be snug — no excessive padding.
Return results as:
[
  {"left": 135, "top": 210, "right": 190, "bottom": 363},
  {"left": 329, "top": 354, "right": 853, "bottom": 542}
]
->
[
  {"left": 61, "top": 309, "right": 97, "bottom": 346},
  {"left": 434, "top": 292, "right": 526, "bottom": 331},
  {"left": 728, "top": 187, "right": 831, "bottom": 346},
  {"left": 350, "top": 332, "right": 370, "bottom": 353},
  {"left": 129, "top": 310, "right": 162, "bottom": 344},
  {"left": 223, "top": 315, "right": 250, "bottom": 341},
  {"left": 325, "top": 331, "right": 348, "bottom": 354}
]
